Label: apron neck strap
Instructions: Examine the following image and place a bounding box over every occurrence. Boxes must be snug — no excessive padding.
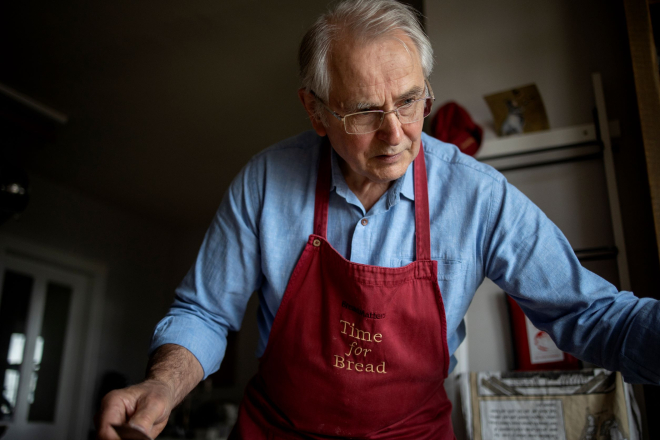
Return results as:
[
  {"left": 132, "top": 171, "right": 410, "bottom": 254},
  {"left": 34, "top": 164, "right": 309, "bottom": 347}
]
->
[
  {"left": 313, "top": 138, "right": 332, "bottom": 238},
  {"left": 413, "top": 143, "right": 431, "bottom": 261},
  {"left": 313, "top": 139, "right": 432, "bottom": 262}
]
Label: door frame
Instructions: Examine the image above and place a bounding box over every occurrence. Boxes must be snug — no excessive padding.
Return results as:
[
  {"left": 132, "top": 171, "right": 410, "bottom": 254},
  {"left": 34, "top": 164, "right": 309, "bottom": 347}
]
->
[
  {"left": 0, "top": 234, "right": 107, "bottom": 440},
  {"left": 1, "top": 256, "right": 88, "bottom": 439}
]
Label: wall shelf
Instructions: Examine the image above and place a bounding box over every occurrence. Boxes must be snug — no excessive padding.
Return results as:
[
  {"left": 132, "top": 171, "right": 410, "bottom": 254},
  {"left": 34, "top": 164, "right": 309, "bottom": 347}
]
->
[
  {"left": 474, "top": 123, "right": 613, "bottom": 173},
  {"left": 476, "top": 124, "right": 598, "bottom": 161}
]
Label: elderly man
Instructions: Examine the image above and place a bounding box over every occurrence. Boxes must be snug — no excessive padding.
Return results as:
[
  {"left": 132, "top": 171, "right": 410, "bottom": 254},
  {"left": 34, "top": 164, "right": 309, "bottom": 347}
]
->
[{"left": 96, "top": 0, "right": 660, "bottom": 439}]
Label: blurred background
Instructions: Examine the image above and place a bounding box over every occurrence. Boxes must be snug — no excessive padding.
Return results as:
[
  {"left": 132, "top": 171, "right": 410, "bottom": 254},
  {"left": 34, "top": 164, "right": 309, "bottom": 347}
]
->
[{"left": 0, "top": 0, "right": 658, "bottom": 439}]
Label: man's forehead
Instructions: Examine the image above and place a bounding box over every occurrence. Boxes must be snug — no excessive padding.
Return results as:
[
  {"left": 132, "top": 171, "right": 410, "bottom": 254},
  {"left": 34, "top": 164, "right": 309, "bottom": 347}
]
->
[{"left": 328, "top": 34, "right": 422, "bottom": 99}]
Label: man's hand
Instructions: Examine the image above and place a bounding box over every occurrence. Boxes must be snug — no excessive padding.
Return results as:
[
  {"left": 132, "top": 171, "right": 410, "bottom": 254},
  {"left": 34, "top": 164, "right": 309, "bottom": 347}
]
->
[
  {"left": 95, "top": 344, "right": 204, "bottom": 440},
  {"left": 95, "top": 379, "right": 173, "bottom": 440}
]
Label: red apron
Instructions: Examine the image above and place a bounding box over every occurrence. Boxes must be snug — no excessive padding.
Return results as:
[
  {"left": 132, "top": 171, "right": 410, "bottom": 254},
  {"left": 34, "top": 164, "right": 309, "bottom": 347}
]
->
[{"left": 229, "top": 141, "right": 455, "bottom": 439}]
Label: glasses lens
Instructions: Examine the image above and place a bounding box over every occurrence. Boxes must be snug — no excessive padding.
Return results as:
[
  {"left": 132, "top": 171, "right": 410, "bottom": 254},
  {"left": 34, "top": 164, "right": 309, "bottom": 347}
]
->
[
  {"left": 398, "top": 99, "right": 431, "bottom": 124},
  {"left": 345, "top": 112, "right": 382, "bottom": 134},
  {"left": 342, "top": 95, "right": 434, "bottom": 134}
]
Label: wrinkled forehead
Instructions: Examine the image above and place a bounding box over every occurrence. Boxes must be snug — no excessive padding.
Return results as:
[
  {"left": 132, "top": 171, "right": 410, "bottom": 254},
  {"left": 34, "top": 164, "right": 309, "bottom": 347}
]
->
[{"left": 328, "top": 33, "right": 423, "bottom": 101}]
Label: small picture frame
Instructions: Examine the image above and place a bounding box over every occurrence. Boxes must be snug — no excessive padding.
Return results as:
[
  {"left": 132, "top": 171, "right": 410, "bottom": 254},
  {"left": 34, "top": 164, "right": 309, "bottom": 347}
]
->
[
  {"left": 506, "top": 294, "right": 580, "bottom": 371},
  {"left": 484, "top": 84, "right": 550, "bottom": 136}
]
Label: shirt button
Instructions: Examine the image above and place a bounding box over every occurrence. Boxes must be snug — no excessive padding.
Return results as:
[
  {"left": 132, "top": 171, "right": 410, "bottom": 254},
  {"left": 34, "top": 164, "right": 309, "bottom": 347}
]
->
[{"left": 361, "top": 218, "right": 368, "bottom": 226}]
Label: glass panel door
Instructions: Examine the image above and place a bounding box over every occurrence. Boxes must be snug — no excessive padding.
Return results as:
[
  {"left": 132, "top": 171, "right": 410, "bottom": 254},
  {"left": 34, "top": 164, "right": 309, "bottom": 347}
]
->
[
  {"left": 0, "top": 254, "right": 88, "bottom": 440},
  {"left": 28, "top": 282, "right": 72, "bottom": 422},
  {"left": 0, "top": 270, "right": 34, "bottom": 422}
]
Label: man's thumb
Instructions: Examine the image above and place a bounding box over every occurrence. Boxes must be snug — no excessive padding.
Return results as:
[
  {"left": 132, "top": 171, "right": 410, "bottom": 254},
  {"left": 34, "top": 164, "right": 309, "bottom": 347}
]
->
[{"left": 127, "top": 398, "right": 169, "bottom": 437}]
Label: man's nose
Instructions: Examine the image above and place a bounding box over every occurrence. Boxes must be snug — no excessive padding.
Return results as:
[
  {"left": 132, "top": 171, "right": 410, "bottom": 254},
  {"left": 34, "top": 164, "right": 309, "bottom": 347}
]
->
[{"left": 377, "top": 111, "right": 403, "bottom": 145}]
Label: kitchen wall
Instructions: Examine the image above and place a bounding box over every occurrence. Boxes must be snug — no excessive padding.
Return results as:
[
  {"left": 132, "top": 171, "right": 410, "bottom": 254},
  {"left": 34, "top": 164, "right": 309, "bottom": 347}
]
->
[
  {"left": 425, "top": 1, "right": 658, "bottom": 437},
  {"left": 426, "top": 0, "right": 657, "bottom": 373}
]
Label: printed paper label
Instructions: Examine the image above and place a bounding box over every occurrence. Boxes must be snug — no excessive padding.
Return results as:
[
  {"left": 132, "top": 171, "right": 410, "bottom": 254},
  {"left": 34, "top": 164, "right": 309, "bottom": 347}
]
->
[{"left": 480, "top": 399, "right": 566, "bottom": 440}]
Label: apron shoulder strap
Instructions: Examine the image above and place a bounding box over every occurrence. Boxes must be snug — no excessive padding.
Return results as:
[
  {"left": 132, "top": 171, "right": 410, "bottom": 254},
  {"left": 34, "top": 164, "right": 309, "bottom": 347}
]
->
[
  {"left": 313, "top": 138, "right": 331, "bottom": 238},
  {"left": 414, "top": 144, "right": 432, "bottom": 261}
]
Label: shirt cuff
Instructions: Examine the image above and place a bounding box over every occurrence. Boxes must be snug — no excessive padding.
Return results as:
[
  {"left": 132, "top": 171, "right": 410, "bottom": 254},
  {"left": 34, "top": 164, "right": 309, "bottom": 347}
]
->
[
  {"left": 149, "top": 314, "right": 227, "bottom": 380},
  {"left": 620, "top": 298, "right": 660, "bottom": 384}
]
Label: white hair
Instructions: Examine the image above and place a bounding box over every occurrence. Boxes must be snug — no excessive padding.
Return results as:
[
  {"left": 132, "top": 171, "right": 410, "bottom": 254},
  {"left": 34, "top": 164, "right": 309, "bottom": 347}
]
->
[{"left": 299, "top": 0, "right": 434, "bottom": 111}]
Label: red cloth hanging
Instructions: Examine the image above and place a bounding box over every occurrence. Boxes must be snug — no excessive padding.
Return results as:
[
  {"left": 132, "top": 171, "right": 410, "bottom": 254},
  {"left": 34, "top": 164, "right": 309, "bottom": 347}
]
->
[{"left": 431, "top": 101, "right": 483, "bottom": 157}]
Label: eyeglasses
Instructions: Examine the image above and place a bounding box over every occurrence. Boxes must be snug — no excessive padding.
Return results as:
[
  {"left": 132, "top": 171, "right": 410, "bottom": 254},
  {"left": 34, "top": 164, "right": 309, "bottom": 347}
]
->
[{"left": 312, "top": 79, "right": 435, "bottom": 135}]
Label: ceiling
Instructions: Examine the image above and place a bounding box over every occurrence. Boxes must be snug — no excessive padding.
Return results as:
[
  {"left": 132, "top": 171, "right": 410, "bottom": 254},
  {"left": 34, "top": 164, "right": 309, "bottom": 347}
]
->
[{"left": 1, "top": 0, "right": 337, "bottom": 229}]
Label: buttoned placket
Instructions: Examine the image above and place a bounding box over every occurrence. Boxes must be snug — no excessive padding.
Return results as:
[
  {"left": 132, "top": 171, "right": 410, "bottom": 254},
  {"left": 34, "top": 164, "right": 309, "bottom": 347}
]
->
[{"left": 328, "top": 147, "right": 416, "bottom": 264}]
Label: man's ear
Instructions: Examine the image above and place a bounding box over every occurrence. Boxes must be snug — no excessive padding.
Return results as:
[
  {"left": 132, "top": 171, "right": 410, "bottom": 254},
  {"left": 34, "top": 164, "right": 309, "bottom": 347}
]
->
[{"left": 298, "top": 88, "right": 327, "bottom": 137}]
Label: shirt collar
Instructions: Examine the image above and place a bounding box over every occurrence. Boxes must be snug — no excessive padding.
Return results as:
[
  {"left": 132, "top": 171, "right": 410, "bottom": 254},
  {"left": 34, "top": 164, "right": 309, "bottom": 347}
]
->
[
  {"left": 329, "top": 145, "right": 415, "bottom": 210},
  {"left": 329, "top": 147, "right": 350, "bottom": 200}
]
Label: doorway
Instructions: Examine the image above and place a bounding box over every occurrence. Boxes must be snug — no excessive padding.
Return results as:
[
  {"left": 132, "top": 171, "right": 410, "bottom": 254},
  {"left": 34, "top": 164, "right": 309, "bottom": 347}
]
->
[{"left": 0, "top": 238, "right": 103, "bottom": 440}]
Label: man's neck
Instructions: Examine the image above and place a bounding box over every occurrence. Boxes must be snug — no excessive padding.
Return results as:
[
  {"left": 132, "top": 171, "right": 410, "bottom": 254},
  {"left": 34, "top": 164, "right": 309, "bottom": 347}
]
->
[{"left": 339, "top": 160, "right": 392, "bottom": 213}]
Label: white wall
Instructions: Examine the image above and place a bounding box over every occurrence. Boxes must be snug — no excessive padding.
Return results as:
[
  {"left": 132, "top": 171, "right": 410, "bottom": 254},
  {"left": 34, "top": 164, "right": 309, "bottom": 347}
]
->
[{"left": 426, "top": 0, "right": 627, "bottom": 135}]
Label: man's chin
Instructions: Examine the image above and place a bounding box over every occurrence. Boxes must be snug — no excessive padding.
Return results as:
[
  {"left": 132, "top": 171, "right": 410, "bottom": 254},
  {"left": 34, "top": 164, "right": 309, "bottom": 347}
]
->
[{"left": 369, "top": 157, "right": 411, "bottom": 183}]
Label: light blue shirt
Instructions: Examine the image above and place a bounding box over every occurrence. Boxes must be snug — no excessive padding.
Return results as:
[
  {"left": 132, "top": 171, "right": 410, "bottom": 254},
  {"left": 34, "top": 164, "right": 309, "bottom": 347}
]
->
[{"left": 151, "top": 131, "right": 660, "bottom": 384}]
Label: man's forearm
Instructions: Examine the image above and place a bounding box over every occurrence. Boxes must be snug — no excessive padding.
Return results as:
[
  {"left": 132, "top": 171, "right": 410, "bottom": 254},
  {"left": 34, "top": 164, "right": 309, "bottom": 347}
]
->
[{"left": 146, "top": 343, "right": 205, "bottom": 407}]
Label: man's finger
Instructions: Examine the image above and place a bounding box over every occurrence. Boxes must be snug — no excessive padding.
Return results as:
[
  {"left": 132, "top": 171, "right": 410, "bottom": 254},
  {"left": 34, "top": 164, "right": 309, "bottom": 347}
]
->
[
  {"left": 96, "top": 395, "right": 128, "bottom": 440},
  {"left": 126, "top": 395, "right": 170, "bottom": 438}
]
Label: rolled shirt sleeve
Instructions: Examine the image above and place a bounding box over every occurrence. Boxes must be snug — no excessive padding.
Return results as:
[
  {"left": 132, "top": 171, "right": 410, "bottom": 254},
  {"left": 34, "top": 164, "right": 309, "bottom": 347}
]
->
[
  {"left": 150, "top": 156, "right": 264, "bottom": 379},
  {"left": 484, "top": 178, "right": 660, "bottom": 384}
]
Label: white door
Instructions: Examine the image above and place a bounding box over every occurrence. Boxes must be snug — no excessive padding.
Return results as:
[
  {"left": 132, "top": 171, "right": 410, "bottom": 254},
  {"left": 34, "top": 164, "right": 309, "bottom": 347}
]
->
[{"left": 0, "top": 254, "right": 89, "bottom": 440}]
